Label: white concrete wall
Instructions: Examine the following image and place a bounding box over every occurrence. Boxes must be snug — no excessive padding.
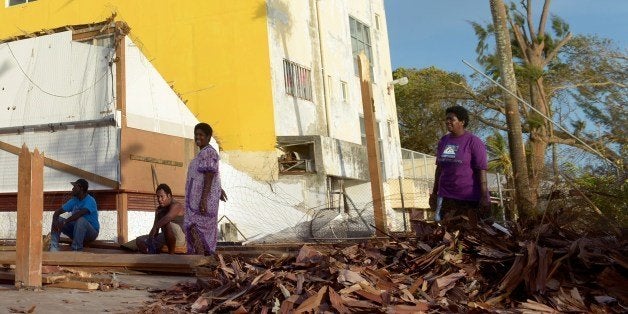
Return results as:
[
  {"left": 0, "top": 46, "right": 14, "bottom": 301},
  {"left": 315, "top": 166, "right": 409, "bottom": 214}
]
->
[
  {"left": 267, "top": 0, "right": 325, "bottom": 136},
  {"left": 267, "top": 0, "right": 402, "bottom": 181},
  {"left": 0, "top": 211, "right": 118, "bottom": 242}
]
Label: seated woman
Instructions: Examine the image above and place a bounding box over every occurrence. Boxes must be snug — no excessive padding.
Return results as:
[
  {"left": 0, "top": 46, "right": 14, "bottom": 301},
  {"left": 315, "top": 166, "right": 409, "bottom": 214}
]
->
[{"left": 136, "top": 183, "right": 185, "bottom": 254}]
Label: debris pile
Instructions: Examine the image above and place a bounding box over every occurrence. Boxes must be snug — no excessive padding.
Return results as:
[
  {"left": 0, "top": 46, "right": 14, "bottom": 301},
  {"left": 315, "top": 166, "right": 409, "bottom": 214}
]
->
[{"left": 141, "top": 216, "right": 626, "bottom": 313}]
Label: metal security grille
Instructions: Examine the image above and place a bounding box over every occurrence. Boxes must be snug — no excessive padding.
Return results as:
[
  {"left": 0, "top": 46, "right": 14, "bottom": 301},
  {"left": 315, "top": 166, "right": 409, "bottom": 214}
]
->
[{"left": 283, "top": 59, "right": 312, "bottom": 101}]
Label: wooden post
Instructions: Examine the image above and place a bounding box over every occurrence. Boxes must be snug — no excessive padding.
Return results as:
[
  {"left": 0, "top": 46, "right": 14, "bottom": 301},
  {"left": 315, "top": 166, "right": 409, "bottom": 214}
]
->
[
  {"left": 116, "top": 192, "right": 128, "bottom": 244},
  {"left": 15, "top": 145, "right": 43, "bottom": 288},
  {"left": 115, "top": 21, "right": 129, "bottom": 244},
  {"left": 115, "top": 21, "right": 127, "bottom": 127},
  {"left": 357, "top": 53, "right": 387, "bottom": 236}
]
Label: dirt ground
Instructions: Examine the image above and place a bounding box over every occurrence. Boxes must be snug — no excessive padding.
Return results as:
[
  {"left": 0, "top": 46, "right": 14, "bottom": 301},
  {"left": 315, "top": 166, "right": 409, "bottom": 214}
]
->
[{"left": 0, "top": 274, "right": 195, "bottom": 314}]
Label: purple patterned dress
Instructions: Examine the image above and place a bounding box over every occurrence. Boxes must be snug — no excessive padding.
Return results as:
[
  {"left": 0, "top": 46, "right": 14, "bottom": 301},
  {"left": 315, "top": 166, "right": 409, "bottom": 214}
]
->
[{"left": 184, "top": 145, "right": 221, "bottom": 254}]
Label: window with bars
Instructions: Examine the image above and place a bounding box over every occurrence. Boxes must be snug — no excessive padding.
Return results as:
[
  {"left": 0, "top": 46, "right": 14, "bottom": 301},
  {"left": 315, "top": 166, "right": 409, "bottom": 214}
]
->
[
  {"left": 283, "top": 59, "right": 312, "bottom": 101},
  {"left": 7, "top": 0, "right": 36, "bottom": 7},
  {"left": 349, "top": 16, "right": 374, "bottom": 79}
]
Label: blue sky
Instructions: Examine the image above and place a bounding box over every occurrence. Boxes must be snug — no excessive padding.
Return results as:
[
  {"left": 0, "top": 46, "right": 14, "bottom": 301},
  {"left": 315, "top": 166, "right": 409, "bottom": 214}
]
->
[{"left": 384, "top": 0, "right": 628, "bottom": 75}]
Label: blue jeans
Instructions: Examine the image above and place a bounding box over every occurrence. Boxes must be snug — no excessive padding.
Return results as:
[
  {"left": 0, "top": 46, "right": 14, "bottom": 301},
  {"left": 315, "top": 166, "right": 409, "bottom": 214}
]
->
[{"left": 50, "top": 217, "right": 99, "bottom": 251}]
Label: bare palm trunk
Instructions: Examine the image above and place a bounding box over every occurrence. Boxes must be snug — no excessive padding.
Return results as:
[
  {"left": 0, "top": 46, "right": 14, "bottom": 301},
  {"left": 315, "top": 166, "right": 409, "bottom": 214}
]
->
[
  {"left": 527, "top": 74, "right": 549, "bottom": 203},
  {"left": 489, "top": 0, "right": 537, "bottom": 222}
]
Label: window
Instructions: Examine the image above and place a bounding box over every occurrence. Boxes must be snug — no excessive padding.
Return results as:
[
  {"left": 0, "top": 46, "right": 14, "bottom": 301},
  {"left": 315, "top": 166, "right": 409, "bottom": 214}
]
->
[
  {"left": 375, "top": 14, "right": 381, "bottom": 30},
  {"left": 7, "top": 0, "right": 36, "bottom": 7},
  {"left": 283, "top": 59, "right": 312, "bottom": 101},
  {"left": 349, "top": 16, "right": 373, "bottom": 78},
  {"left": 278, "top": 143, "right": 316, "bottom": 174},
  {"left": 340, "top": 81, "right": 348, "bottom": 102},
  {"left": 327, "top": 75, "right": 333, "bottom": 100},
  {"left": 376, "top": 122, "right": 387, "bottom": 179},
  {"left": 359, "top": 116, "right": 366, "bottom": 146}
]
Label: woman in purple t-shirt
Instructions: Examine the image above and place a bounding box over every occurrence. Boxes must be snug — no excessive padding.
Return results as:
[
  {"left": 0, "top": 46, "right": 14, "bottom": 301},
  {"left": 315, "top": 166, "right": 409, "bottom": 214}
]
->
[{"left": 429, "top": 106, "right": 490, "bottom": 226}]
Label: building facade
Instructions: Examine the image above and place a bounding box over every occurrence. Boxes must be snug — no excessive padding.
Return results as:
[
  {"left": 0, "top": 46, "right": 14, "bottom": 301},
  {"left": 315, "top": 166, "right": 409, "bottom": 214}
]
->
[{"left": 0, "top": 0, "right": 403, "bottom": 242}]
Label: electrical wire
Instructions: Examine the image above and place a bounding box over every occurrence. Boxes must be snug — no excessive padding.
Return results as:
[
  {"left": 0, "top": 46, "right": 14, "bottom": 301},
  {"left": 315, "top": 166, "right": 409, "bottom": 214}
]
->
[
  {"left": 3, "top": 41, "right": 111, "bottom": 98},
  {"left": 462, "top": 59, "right": 619, "bottom": 170}
]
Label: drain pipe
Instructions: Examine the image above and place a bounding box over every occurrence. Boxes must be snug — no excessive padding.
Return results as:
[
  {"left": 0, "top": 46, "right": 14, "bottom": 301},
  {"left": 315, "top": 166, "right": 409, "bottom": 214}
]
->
[{"left": 315, "top": 0, "right": 332, "bottom": 138}]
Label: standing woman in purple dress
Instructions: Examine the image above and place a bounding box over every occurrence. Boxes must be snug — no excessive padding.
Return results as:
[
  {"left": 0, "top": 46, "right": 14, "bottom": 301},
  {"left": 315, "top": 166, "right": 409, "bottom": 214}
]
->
[{"left": 184, "top": 122, "right": 227, "bottom": 255}]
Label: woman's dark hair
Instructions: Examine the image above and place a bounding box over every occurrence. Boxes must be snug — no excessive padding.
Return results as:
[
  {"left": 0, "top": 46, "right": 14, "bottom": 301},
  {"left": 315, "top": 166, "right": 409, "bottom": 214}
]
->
[
  {"left": 156, "top": 183, "right": 172, "bottom": 196},
  {"left": 445, "top": 106, "right": 470, "bottom": 128},
  {"left": 194, "top": 122, "right": 213, "bottom": 137}
]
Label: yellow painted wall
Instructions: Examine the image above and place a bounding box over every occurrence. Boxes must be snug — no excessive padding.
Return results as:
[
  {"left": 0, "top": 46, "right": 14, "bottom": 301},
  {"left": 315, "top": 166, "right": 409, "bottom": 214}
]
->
[{"left": 0, "top": 0, "right": 276, "bottom": 152}]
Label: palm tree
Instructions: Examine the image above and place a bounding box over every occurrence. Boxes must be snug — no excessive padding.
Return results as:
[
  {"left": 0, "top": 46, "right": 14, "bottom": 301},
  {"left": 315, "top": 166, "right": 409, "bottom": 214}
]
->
[
  {"left": 488, "top": 0, "right": 536, "bottom": 222},
  {"left": 486, "top": 131, "right": 516, "bottom": 219}
]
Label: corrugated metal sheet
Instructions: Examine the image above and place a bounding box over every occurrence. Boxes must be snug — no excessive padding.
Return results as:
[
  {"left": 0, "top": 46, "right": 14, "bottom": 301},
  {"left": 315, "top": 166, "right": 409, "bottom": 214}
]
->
[
  {"left": 0, "top": 31, "right": 119, "bottom": 193},
  {"left": 0, "top": 31, "right": 115, "bottom": 127}
]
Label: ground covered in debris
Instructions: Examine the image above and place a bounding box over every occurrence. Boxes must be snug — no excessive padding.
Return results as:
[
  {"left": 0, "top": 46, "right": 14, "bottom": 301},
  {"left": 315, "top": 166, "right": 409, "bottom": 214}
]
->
[
  {"left": 0, "top": 272, "right": 195, "bottom": 313},
  {"left": 141, "top": 215, "right": 626, "bottom": 313}
]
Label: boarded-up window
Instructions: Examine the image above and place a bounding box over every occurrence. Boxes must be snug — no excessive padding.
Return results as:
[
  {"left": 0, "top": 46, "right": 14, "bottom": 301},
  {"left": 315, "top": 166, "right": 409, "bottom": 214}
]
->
[{"left": 283, "top": 59, "right": 312, "bottom": 101}]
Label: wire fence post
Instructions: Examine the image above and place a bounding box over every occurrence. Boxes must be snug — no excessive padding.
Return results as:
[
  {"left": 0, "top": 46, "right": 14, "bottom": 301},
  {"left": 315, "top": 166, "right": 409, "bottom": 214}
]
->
[{"left": 398, "top": 175, "right": 407, "bottom": 232}]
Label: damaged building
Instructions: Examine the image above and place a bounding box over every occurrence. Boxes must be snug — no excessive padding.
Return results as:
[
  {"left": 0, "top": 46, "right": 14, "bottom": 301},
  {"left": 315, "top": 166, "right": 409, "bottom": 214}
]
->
[{"left": 0, "top": 0, "right": 409, "bottom": 243}]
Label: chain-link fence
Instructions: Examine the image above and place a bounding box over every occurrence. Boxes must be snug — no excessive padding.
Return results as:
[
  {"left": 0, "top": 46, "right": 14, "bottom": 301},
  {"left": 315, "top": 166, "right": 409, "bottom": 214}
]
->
[{"left": 217, "top": 149, "right": 441, "bottom": 243}]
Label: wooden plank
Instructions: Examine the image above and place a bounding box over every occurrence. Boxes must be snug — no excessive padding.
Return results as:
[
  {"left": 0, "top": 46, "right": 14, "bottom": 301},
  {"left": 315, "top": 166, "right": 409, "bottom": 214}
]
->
[
  {"left": 0, "top": 140, "right": 119, "bottom": 189},
  {"left": 0, "top": 270, "right": 66, "bottom": 284},
  {"left": 130, "top": 154, "right": 183, "bottom": 167},
  {"left": 115, "top": 21, "right": 127, "bottom": 126},
  {"left": 357, "top": 53, "right": 387, "bottom": 236},
  {"left": 15, "top": 145, "right": 43, "bottom": 288},
  {"left": 0, "top": 252, "right": 213, "bottom": 268},
  {"left": 116, "top": 193, "right": 128, "bottom": 244},
  {"left": 47, "top": 280, "right": 99, "bottom": 290}
]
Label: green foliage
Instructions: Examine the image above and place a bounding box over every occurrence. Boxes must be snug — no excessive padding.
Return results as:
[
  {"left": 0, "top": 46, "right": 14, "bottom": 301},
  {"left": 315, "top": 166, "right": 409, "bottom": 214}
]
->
[
  {"left": 548, "top": 34, "right": 627, "bottom": 165},
  {"left": 551, "top": 15, "right": 570, "bottom": 38},
  {"left": 392, "top": 67, "right": 473, "bottom": 154},
  {"left": 471, "top": 1, "right": 627, "bottom": 170},
  {"left": 574, "top": 173, "right": 628, "bottom": 228}
]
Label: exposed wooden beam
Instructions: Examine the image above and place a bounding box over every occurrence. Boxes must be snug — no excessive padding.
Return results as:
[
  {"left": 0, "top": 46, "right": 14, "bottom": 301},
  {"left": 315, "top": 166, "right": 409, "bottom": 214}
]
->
[
  {"left": 357, "top": 53, "right": 387, "bottom": 236},
  {"left": 130, "top": 154, "right": 184, "bottom": 167},
  {"left": 0, "top": 140, "right": 119, "bottom": 189}
]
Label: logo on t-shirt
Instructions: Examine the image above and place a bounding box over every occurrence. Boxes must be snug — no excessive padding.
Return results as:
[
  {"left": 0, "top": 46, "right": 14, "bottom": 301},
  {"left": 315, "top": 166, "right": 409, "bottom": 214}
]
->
[{"left": 442, "top": 144, "right": 458, "bottom": 159}]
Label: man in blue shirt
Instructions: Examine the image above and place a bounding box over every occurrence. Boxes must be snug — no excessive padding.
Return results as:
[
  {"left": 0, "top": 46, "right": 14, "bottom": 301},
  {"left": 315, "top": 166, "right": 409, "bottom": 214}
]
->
[{"left": 50, "top": 179, "right": 100, "bottom": 251}]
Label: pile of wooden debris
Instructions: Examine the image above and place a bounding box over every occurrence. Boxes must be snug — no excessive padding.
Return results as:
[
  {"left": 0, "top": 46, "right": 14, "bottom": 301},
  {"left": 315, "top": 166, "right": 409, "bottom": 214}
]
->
[{"left": 140, "top": 216, "right": 626, "bottom": 313}]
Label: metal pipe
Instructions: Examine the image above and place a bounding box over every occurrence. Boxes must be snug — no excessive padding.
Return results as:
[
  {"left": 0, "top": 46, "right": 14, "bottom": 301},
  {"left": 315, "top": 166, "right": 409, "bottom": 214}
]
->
[
  {"left": 315, "top": 0, "right": 333, "bottom": 138},
  {"left": 0, "top": 115, "right": 116, "bottom": 135}
]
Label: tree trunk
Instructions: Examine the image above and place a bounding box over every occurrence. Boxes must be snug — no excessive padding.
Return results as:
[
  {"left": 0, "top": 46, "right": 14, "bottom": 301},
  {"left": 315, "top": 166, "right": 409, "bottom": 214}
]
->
[
  {"left": 526, "top": 60, "right": 549, "bottom": 204},
  {"left": 489, "top": 0, "right": 537, "bottom": 222}
]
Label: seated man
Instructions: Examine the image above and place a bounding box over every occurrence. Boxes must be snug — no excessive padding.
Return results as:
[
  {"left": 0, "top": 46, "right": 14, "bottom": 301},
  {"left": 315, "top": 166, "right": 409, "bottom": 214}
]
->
[
  {"left": 136, "top": 184, "right": 185, "bottom": 254},
  {"left": 50, "top": 179, "right": 99, "bottom": 251}
]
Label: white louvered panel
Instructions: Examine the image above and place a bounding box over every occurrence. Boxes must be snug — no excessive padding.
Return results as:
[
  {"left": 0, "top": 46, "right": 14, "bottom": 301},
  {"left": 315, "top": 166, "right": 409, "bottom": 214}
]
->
[{"left": 0, "top": 126, "right": 119, "bottom": 193}]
